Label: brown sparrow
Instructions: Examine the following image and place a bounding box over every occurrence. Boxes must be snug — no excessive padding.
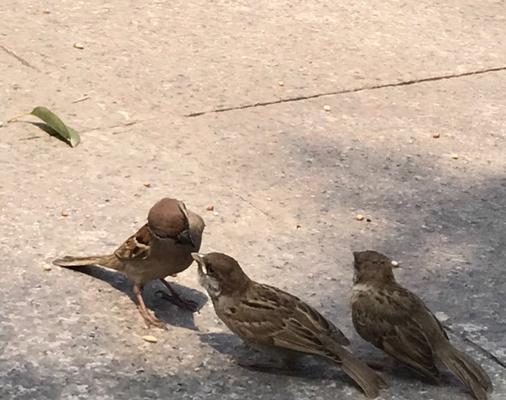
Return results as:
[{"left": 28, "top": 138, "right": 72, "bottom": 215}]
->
[
  {"left": 53, "top": 198, "right": 205, "bottom": 328},
  {"left": 352, "top": 250, "right": 492, "bottom": 400},
  {"left": 192, "top": 252, "right": 386, "bottom": 398}
]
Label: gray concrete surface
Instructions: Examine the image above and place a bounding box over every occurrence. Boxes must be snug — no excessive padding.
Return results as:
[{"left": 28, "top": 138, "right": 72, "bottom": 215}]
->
[{"left": 1, "top": 1, "right": 505, "bottom": 399}]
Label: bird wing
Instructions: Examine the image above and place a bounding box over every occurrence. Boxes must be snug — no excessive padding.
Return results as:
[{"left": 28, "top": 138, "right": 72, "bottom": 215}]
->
[
  {"left": 222, "top": 283, "right": 349, "bottom": 356},
  {"left": 290, "top": 296, "right": 350, "bottom": 346},
  {"left": 114, "top": 224, "right": 152, "bottom": 261},
  {"left": 353, "top": 285, "right": 440, "bottom": 378}
]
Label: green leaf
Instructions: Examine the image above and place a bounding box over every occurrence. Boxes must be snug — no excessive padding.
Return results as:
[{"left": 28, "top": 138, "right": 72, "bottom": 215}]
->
[{"left": 30, "top": 106, "right": 81, "bottom": 147}]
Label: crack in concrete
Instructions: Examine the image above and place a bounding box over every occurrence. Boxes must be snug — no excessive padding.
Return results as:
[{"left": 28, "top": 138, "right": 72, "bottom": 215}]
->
[
  {"left": 0, "top": 44, "right": 40, "bottom": 71},
  {"left": 80, "top": 120, "right": 139, "bottom": 134},
  {"left": 232, "top": 192, "right": 275, "bottom": 220},
  {"left": 444, "top": 324, "right": 506, "bottom": 369},
  {"left": 186, "top": 66, "right": 506, "bottom": 117}
]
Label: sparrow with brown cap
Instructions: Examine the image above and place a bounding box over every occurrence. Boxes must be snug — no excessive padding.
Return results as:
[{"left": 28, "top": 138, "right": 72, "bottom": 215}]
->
[
  {"left": 53, "top": 198, "right": 205, "bottom": 328},
  {"left": 351, "top": 250, "right": 492, "bottom": 400},
  {"left": 192, "top": 252, "right": 386, "bottom": 398}
]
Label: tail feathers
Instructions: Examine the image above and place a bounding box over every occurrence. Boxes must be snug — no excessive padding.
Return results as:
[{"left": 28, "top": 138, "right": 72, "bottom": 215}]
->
[
  {"left": 53, "top": 254, "right": 120, "bottom": 269},
  {"left": 437, "top": 344, "right": 492, "bottom": 400},
  {"left": 330, "top": 347, "right": 386, "bottom": 398}
]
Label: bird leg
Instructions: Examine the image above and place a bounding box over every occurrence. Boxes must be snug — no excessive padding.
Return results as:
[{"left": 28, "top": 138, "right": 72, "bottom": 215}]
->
[
  {"left": 364, "top": 354, "right": 398, "bottom": 371},
  {"left": 238, "top": 359, "right": 292, "bottom": 373},
  {"left": 157, "top": 279, "right": 198, "bottom": 312},
  {"left": 133, "top": 284, "right": 166, "bottom": 329},
  {"left": 367, "top": 361, "right": 389, "bottom": 371}
]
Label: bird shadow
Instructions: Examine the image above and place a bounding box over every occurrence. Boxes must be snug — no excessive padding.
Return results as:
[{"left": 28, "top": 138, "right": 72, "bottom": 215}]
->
[
  {"left": 199, "top": 332, "right": 347, "bottom": 381},
  {"left": 351, "top": 344, "right": 458, "bottom": 387},
  {"left": 60, "top": 265, "right": 208, "bottom": 330}
]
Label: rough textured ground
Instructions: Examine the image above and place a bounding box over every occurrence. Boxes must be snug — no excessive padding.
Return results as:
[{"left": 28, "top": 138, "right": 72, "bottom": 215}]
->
[{"left": 1, "top": 1, "right": 505, "bottom": 399}]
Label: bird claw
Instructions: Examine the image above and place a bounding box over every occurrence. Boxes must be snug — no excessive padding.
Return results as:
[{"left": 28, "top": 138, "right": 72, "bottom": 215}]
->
[{"left": 137, "top": 306, "right": 167, "bottom": 330}]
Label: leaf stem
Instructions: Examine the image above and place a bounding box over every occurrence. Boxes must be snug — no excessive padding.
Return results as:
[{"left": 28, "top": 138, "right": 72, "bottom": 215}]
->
[{"left": 7, "top": 111, "right": 30, "bottom": 123}]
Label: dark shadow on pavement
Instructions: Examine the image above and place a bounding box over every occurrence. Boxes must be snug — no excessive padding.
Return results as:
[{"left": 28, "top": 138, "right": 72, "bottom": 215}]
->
[{"left": 56, "top": 264, "right": 207, "bottom": 330}]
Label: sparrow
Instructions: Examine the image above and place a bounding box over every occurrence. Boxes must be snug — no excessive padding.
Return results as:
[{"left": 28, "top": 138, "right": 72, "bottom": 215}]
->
[
  {"left": 192, "top": 252, "right": 386, "bottom": 398},
  {"left": 53, "top": 197, "right": 205, "bottom": 328},
  {"left": 351, "top": 250, "right": 492, "bottom": 400}
]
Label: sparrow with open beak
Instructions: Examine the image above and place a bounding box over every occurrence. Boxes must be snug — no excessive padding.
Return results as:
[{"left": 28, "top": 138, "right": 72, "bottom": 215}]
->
[
  {"left": 192, "top": 252, "right": 386, "bottom": 398},
  {"left": 351, "top": 250, "right": 492, "bottom": 400},
  {"left": 53, "top": 198, "right": 205, "bottom": 328}
]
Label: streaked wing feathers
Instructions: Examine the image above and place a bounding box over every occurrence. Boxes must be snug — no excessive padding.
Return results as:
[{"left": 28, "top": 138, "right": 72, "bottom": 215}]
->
[
  {"left": 114, "top": 224, "right": 152, "bottom": 260},
  {"left": 224, "top": 283, "right": 349, "bottom": 355},
  {"left": 353, "top": 286, "right": 439, "bottom": 377}
]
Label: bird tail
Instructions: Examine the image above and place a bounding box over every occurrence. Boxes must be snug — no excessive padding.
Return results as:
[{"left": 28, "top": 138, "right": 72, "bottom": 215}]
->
[
  {"left": 328, "top": 346, "right": 386, "bottom": 398},
  {"left": 436, "top": 343, "right": 492, "bottom": 400},
  {"left": 53, "top": 254, "right": 121, "bottom": 270}
]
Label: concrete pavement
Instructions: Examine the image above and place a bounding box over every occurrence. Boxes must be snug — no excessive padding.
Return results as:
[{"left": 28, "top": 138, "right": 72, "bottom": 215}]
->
[{"left": 1, "top": 1, "right": 505, "bottom": 399}]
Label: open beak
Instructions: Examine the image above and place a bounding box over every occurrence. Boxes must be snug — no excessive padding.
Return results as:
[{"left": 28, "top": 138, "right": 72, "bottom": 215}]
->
[
  {"left": 191, "top": 252, "right": 207, "bottom": 274},
  {"left": 191, "top": 252, "right": 205, "bottom": 264}
]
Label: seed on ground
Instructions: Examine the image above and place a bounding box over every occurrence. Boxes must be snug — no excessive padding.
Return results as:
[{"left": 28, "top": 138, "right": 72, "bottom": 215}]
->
[{"left": 142, "top": 335, "right": 158, "bottom": 343}]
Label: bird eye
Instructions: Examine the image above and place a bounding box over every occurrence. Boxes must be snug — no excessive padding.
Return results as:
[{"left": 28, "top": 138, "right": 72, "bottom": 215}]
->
[{"left": 206, "top": 264, "right": 214, "bottom": 275}]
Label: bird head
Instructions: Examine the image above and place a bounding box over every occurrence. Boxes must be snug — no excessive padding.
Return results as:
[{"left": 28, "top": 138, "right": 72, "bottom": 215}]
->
[
  {"left": 148, "top": 198, "right": 195, "bottom": 248},
  {"left": 352, "top": 250, "right": 397, "bottom": 285},
  {"left": 191, "top": 252, "right": 250, "bottom": 298}
]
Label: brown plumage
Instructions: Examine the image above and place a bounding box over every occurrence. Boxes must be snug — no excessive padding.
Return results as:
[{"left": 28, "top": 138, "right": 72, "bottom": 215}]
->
[
  {"left": 53, "top": 198, "right": 205, "bottom": 328},
  {"left": 193, "top": 252, "right": 386, "bottom": 398},
  {"left": 351, "top": 250, "right": 492, "bottom": 400}
]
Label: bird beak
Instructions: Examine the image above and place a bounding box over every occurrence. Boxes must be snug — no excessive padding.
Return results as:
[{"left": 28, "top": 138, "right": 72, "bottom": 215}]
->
[
  {"left": 192, "top": 253, "right": 207, "bottom": 274},
  {"left": 176, "top": 230, "right": 196, "bottom": 248},
  {"left": 191, "top": 252, "right": 204, "bottom": 263}
]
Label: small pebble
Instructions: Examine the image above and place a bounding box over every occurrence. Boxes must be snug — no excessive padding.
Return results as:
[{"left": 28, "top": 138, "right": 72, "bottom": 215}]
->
[
  {"left": 278, "top": 80, "right": 284, "bottom": 86},
  {"left": 432, "top": 133, "right": 440, "bottom": 139},
  {"left": 355, "top": 214, "right": 365, "bottom": 221},
  {"left": 43, "top": 265, "right": 52, "bottom": 271},
  {"left": 206, "top": 204, "right": 214, "bottom": 211},
  {"left": 391, "top": 260, "right": 399, "bottom": 267},
  {"left": 451, "top": 154, "right": 459, "bottom": 159},
  {"left": 323, "top": 105, "right": 331, "bottom": 112},
  {"left": 0, "top": 121, "right": 4, "bottom": 128},
  {"left": 73, "top": 43, "right": 84, "bottom": 49},
  {"left": 143, "top": 183, "right": 151, "bottom": 188},
  {"left": 142, "top": 335, "right": 158, "bottom": 343},
  {"left": 61, "top": 210, "right": 69, "bottom": 217}
]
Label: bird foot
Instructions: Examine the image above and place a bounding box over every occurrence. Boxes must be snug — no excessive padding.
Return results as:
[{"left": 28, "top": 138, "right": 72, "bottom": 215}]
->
[
  {"left": 138, "top": 306, "right": 167, "bottom": 329},
  {"left": 156, "top": 290, "right": 199, "bottom": 312}
]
